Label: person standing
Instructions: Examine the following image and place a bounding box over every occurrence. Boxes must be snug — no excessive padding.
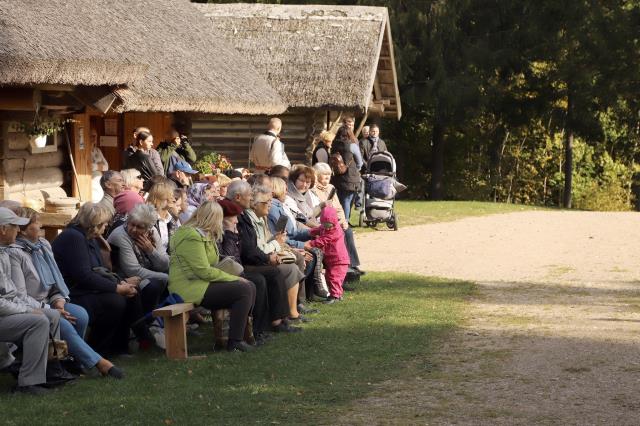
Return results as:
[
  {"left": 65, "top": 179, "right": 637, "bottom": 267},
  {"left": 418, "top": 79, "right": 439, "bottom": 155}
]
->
[
  {"left": 157, "top": 126, "right": 197, "bottom": 175},
  {"left": 311, "top": 131, "right": 335, "bottom": 165},
  {"left": 360, "top": 124, "right": 388, "bottom": 164},
  {"left": 330, "top": 126, "right": 361, "bottom": 223},
  {"left": 250, "top": 118, "right": 290, "bottom": 172},
  {"left": 127, "top": 131, "right": 164, "bottom": 190}
]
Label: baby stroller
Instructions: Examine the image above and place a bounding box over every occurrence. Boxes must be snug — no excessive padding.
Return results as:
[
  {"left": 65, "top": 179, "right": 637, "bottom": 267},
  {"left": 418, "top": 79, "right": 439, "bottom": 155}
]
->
[{"left": 358, "top": 151, "right": 404, "bottom": 230}]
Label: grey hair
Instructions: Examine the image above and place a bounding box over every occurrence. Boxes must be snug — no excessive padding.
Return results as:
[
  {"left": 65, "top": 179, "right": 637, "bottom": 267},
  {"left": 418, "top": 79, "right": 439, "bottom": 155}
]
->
[
  {"left": 313, "top": 162, "right": 332, "bottom": 176},
  {"left": 226, "top": 180, "right": 251, "bottom": 201},
  {"left": 120, "top": 168, "right": 140, "bottom": 188},
  {"left": 100, "top": 170, "right": 121, "bottom": 191},
  {"left": 251, "top": 184, "right": 272, "bottom": 208},
  {"left": 127, "top": 204, "right": 158, "bottom": 228}
]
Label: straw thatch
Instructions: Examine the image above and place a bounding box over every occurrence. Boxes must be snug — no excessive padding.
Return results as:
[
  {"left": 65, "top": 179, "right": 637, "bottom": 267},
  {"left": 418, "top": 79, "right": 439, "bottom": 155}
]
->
[
  {"left": 0, "top": 0, "right": 286, "bottom": 115},
  {"left": 195, "top": 3, "right": 401, "bottom": 118},
  {"left": 0, "top": 0, "right": 148, "bottom": 86},
  {"left": 112, "top": 0, "right": 286, "bottom": 115}
]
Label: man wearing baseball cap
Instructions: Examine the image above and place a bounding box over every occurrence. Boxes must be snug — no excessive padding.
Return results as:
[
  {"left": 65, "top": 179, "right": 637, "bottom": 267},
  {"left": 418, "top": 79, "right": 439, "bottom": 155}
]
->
[
  {"left": 168, "top": 160, "right": 198, "bottom": 189},
  {"left": 0, "top": 208, "right": 64, "bottom": 395}
]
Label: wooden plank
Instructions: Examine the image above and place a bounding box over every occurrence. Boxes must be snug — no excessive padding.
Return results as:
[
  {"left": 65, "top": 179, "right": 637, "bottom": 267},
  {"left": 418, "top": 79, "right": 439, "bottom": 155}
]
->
[
  {"left": 40, "top": 211, "right": 76, "bottom": 227},
  {"left": 153, "top": 302, "right": 195, "bottom": 317},
  {"left": 71, "top": 114, "right": 92, "bottom": 202},
  {"left": 163, "top": 312, "right": 189, "bottom": 360},
  {"left": 0, "top": 88, "right": 35, "bottom": 111}
]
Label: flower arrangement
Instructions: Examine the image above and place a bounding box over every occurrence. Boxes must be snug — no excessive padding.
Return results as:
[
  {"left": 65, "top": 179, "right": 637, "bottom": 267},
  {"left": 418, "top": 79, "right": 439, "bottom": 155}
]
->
[
  {"left": 194, "top": 152, "right": 233, "bottom": 175},
  {"left": 17, "top": 117, "right": 75, "bottom": 137}
]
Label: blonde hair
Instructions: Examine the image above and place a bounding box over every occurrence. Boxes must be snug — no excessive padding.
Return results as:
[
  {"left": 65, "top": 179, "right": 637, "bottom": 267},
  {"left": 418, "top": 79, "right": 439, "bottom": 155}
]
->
[
  {"left": 216, "top": 173, "right": 232, "bottom": 187},
  {"left": 183, "top": 201, "right": 224, "bottom": 241},
  {"left": 319, "top": 130, "right": 335, "bottom": 144},
  {"left": 147, "top": 182, "right": 175, "bottom": 210},
  {"left": 271, "top": 176, "right": 287, "bottom": 200},
  {"left": 70, "top": 203, "right": 111, "bottom": 236}
]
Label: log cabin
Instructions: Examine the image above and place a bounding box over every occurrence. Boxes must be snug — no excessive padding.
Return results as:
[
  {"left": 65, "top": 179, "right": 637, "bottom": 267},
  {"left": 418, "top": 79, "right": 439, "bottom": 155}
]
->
[
  {"left": 190, "top": 3, "right": 402, "bottom": 166},
  {"left": 0, "top": 0, "right": 285, "bottom": 220}
]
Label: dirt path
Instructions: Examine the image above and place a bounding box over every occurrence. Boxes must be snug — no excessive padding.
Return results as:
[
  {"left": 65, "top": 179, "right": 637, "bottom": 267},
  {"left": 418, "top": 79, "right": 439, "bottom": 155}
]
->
[{"left": 341, "top": 210, "right": 640, "bottom": 425}]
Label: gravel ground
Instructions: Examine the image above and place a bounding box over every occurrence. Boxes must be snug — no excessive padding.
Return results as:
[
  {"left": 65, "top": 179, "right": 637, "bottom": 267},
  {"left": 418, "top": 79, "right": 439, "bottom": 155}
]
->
[{"left": 339, "top": 210, "right": 640, "bottom": 425}]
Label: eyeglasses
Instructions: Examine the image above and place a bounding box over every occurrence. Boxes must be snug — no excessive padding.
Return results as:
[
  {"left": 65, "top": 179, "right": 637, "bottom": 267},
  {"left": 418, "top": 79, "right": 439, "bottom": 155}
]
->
[{"left": 136, "top": 175, "right": 143, "bottom": 179}]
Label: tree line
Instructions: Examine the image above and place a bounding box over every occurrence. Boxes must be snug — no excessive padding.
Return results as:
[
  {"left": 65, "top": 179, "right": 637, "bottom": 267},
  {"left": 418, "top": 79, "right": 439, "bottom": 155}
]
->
[{"left": 204, "top": 0, "right": 640, "bottom": 210}]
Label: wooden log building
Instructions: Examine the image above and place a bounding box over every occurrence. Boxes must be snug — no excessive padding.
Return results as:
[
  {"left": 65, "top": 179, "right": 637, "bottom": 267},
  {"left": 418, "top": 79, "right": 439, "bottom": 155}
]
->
[
  {"left": 191, "top": 3, "right": 402, "bottom": 166},
  {"left": 0, "top": 1, "right": 400, "bottom": 223}
]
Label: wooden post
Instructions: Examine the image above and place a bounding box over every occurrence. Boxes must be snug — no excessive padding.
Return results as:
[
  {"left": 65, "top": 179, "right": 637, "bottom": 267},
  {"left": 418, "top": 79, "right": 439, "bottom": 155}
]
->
[
  {"left": 355, "top": 111, "right": 369, "bottom": 139},
  {"left": 163, "top": 313, "right": 189, "bottom": 360}
]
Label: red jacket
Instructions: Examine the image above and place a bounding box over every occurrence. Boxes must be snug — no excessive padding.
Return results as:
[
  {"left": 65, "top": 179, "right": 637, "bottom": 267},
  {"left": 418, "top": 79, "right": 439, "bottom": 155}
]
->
[{"left": 309, "top": 207, "right": 349, "bottom": 266}]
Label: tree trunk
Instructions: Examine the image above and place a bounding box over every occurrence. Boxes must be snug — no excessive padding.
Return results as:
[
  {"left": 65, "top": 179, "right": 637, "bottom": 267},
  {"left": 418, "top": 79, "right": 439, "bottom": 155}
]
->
[
  {"left": 563, "top": 128, "right": 574, "bottom": 208},
  {"left": 430, "top": 120, "right": 445, "bottom": 200},
  {"left": 563, "top": 93, "right": 573, "bottom": 209},
  {"left": 488, "top": 125, "right": 508, "bottom": 202}
]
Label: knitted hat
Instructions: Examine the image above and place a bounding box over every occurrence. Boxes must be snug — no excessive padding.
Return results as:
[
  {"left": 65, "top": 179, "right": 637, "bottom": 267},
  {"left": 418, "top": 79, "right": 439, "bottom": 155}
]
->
[
  {"left": 218, "top": 199, "right": 243, "bottom": 217},
  {"left": 114, "top": 190, "right": 145, "bottom": 215}
]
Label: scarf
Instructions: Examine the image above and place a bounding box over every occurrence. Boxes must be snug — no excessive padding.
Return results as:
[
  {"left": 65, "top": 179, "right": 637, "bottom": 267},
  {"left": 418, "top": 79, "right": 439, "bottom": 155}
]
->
[
  {"left": 15, "top": 237, "right": 70, "bottom": 298},
  {"left": 187, "top": 182, "right": 210, "bottom": 208},
  {"left": 286, "top": 180, "right": 315, "bottom": 220}
]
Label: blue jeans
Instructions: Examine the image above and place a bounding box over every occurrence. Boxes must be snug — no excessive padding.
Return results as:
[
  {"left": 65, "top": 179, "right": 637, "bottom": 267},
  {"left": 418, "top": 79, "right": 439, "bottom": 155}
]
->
[
  {"left": 60, "top": 302, "right": 102, "bottom": 369},
  {"left": 344, "top": 227, "right": 360, "bottom": 268},
  {"left": 337, "top": 189, "right": 356, "bottom": 224}
]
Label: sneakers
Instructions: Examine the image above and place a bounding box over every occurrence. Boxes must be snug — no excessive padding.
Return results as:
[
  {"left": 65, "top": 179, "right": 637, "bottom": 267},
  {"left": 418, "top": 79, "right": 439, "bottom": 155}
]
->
[
  {"left": 105, "top": 366, "right": 125, "bottom": 380},
  {"left": 352, "top": 266, "right": 366, "bottom": 276},
  {"left": 297, "top": 304, "right": 319, "bottom": 314},
  {"left": 149, "top": 326, "right": 166, "bottom": 350},
  {"left": 323, "top": 296, "right": 343, "bottom": 304},
  {"left": 227, "top": 341, "right": 255, "bottom": 353}
]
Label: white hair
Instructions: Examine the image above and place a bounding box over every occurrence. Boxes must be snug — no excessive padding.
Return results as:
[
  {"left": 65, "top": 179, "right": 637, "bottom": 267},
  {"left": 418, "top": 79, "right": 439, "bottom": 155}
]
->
[
  {"left": 313, "top": 162, "right": 332, "bottom": 176},
  {"left": 127, "top": 204, "right": 158, "bottom": 228},
  {"left": 226, "top": 180, "right": 251, "bottom": 200}
]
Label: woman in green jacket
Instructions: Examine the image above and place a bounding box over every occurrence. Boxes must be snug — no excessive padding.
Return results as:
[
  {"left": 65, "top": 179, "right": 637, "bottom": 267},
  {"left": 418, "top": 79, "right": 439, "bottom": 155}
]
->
[{"left": 169, "top": 201, "right": 256, "bottom": 352}]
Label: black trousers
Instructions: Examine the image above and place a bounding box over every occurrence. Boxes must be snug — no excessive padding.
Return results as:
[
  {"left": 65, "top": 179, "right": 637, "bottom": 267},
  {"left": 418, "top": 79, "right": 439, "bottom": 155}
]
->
[
  {"left": 72, "top": 291, "right": 149, "bottom": 355},
  {"left": 242, "top": 272, "right": 269, "bottom": 334},
  {"left": 201, "top": 280, "right": 255, "bottom": 342},
  {"left": 344, "top": 227, "right": 360, "bottom": 268},
  {"left": 140, "top": 278, "right": 168, "bottom": 316},
  {"left": 244, "top": 265, "right": 290, "bottom": 321}
]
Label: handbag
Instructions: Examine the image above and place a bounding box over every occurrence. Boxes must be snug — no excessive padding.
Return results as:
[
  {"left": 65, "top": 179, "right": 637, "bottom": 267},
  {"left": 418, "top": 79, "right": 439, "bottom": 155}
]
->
[
  {"left": 330, "top": 152, "right": 353, "bottom": 175},
  {"left": 48, "top": 333, "right": 68, "bottom": 361},
  {"left": 277, "top": 250, "right": 297, "bottom": 264},
  {"left": 215, "top": 256, "right": 244, "bottom": 276}
]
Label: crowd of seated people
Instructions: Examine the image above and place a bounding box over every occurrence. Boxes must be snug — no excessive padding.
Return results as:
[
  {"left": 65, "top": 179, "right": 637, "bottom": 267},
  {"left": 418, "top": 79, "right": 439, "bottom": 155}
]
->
[{"left": 0, "top": 123, "right": 367, "bottom": 395}]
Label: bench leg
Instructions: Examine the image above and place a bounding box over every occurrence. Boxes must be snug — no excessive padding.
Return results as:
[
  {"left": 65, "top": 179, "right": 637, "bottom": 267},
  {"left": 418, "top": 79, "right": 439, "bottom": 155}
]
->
[{"left": 164, "top": 312, "right": 188, "bottom": 360}]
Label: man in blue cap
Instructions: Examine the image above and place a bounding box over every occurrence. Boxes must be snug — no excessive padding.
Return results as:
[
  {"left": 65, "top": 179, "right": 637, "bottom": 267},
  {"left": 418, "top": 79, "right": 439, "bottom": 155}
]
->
[{"left": 169, "top": 160, "right": 198, "bottom": 189}]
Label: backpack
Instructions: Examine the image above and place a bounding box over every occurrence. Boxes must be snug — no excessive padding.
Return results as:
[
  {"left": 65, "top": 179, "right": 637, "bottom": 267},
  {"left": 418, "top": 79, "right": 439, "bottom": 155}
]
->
[{"left": 329, "top": 152, "right": 352, "bottom": 175}]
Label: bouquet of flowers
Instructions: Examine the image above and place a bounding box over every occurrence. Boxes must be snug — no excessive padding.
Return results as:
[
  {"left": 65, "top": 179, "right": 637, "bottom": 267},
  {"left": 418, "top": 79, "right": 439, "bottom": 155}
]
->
[{"left": 194, "top": 152, "right": 233, "bottom": 175}]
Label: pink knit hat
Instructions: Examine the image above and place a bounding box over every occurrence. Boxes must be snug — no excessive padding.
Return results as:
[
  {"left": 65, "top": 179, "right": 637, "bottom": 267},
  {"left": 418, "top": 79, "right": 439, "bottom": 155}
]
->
[{"left": 114, "top": 190, "right": 144, "bottom": 215}]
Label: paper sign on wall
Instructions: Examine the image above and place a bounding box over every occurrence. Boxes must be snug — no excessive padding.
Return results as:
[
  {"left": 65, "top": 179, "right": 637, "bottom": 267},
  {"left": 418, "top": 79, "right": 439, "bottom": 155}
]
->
[{"left": 100, "top": 136, "right": 118, "bottom": 147}]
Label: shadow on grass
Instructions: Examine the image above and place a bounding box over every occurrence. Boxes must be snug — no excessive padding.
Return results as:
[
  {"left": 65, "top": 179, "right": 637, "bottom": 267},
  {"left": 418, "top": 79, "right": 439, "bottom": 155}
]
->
[{"left": 0, "top": 273, "right": 472, "bottom": 425}]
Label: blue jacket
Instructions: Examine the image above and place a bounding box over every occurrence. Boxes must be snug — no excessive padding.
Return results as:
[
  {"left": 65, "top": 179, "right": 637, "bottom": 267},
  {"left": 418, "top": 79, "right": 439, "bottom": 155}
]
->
[{"left": 267, "top": 199, "right": 310, "bottom": 249}]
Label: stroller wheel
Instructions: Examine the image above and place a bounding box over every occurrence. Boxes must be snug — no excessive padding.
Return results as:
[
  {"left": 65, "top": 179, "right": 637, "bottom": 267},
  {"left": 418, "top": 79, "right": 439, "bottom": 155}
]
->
[{"left": 387, "top": 214, "right": 398, "bottom": 231}]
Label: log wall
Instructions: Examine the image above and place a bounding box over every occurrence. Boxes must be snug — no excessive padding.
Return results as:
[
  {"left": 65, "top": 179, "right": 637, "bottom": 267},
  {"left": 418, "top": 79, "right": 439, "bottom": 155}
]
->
[
  {"left": 0, "top": 121, "right": 69, "bottom": 208},
  {"left": 189, "top": 110, "right": 327, "bottom": 168}
]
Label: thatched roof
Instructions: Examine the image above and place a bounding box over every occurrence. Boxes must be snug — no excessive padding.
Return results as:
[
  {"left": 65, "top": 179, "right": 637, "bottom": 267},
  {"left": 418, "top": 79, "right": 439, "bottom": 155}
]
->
[
  {"left": 112, "top": 0, "right": 286, "bottom": 115},
  {"left": 0, "top": 0, "right": 148, "bottom": 86},
  {"left": 0, "top": 0, "right": 287, "bottom": 115},
  {"left": 195, "top": 3, "right": 401, "bottom": 119}
]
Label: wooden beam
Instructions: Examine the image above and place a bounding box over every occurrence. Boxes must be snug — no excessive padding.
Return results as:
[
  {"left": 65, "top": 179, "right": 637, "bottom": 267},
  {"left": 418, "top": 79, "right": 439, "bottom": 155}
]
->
[
  {"left": 0, "top": 88, "right": 35, "bottom": 111},
  {"left": 373, "top": 76, "right": 382, "bottom": 101},
  {"left": 355, "top": 111, "right": 369, "bottom": 139}
]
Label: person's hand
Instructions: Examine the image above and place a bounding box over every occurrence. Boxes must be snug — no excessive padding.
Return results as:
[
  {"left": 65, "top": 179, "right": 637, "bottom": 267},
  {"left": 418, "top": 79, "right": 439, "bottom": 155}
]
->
[
  {"left": 117, "top": 282, "right": 138, "bottom": 298},
  {"left": 134, "top": 233, "right": 155, "bottom": 253},
  {"left": 51, "top": 298, "right": 65, "bottom": 310},
  {"left": 268, "top": 252, "right": 280, "bottom": 266},
  {"left": 303, "top": 241, "right": 313, "bottom": 251},
  {"left": 125, "top": 276, "right": 142, "bottom": 287},
  {"left": 59, "top": 308, "right": 77, "bottom": 324},
  {"left": 274, "top": 231, "right": 287, "bottom": 245},
  {"left": 302, "top": 250, "right": 313, "bottom": 262},
  {"left": 342, "top": 222, "right": 349, "bottom": 231}
]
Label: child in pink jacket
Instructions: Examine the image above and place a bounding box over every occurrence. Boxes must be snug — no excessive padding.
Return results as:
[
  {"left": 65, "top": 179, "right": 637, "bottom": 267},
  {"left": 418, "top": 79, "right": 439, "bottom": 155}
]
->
[{"left": 305, "top": 206, "right": 349, "bottom": 303}]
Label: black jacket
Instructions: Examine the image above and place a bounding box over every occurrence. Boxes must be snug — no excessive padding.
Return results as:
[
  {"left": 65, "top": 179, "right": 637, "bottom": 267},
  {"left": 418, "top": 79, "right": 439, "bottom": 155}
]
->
[
  {"left": 330, "top": 139, "right": 361, "bottom": 192},
  {"left": 360, "top": 137, "right": 388, "bottom": 164},
  {"left": 236, "top": 212, "right": 270, "bottom": 266}
]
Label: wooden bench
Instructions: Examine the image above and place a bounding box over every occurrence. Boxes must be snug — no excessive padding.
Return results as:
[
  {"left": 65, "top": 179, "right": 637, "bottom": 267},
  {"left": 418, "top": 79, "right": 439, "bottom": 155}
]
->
[{"left": 152, "top": 303, "right": 194, "bottom": 360}]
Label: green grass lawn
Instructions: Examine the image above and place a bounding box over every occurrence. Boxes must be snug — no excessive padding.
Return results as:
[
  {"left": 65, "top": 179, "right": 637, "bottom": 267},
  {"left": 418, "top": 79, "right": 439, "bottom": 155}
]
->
[
  {"left": 0, "top": 273, "right": 472, "bottom": 425},
  {"left": 352, "top": 200, "right": 546, "bottom": 231}
]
